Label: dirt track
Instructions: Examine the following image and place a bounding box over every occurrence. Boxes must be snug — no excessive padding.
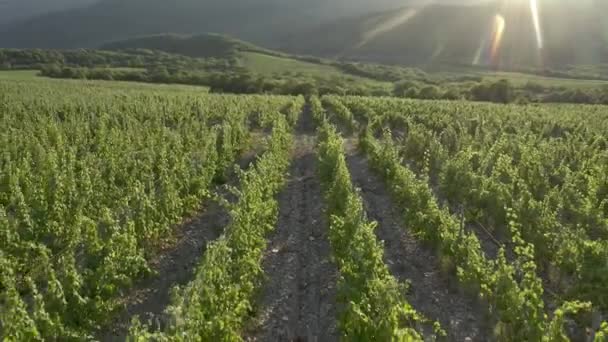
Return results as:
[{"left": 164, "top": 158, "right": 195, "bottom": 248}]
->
[{"left": 245, "top": 111, "right": 339, "bottom": 342}]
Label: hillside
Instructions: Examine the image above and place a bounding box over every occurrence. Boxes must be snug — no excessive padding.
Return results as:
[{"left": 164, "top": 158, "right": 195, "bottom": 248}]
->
[
  {"left": 0, "top": 0, "right": 407, "bottom": 49},
  {"left": 1, "top": 33, "right": 399, "bottom": 97},
  {"left": 98, "top": 33, "right": 394, "bottom": 84},
  {"left": 1, "top": 0, "right": 607, "bottom": 70},
  {"left": 0, "top": 0, "right": 275, "bottom": 48},
  {"left": 6, "top": 31, "right": 608, "bottom": 104},
  {"left": 100, "top": 34, "right": 271, "bottom": 59},
  {"left": 282, "top": 0, "right": 608, "bottom": 69}
]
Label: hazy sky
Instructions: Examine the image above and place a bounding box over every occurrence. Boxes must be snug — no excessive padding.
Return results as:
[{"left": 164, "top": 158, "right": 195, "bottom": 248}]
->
[
  {"left": 0, "top": 0, "right": 96, "bottom": 24},
  {"left": 1, "top": 0, "right": 484, "bottom": 26}
]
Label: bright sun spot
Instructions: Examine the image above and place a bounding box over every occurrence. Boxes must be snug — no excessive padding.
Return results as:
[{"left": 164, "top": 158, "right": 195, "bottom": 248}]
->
[
  {"left": 530, "top": 0, "right": 543, "bottom": 49},
  {"left": 490, "top": 14, "right": 506, "bottom": 63},
  {"left": 473, "top": 0, "right": 544, "bottom": 67},
  {"left": 356, "top": 8, "right": 419, "bottom": 49}
]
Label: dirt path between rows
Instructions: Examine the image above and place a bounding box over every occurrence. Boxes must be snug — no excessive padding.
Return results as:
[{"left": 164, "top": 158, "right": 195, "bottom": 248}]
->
[
  {"left": 98, "top": 194, "right": 231, "bottom": 341},
  {"left": 98, "top": 144, "right": 262, "bottom": 341},
  {"left": 244, "top": 111, "right": 339, "bottom": 342},
  {"left": 345, "top": 150, "right": 491, "bottom": 342}
]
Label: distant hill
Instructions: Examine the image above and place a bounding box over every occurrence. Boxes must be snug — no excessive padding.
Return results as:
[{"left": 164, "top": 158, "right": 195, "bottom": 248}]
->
[
  {"left": 1, "top": 0, "right": 606, "bottom": 70},
  {"left": 0, "top": 0, "right": 284, "bottom": 48},
  {"left": 97, "top": 33, "right": 396, "bottom": 86},
  {"left": 5, "top": 31, "right": 608, "bottom": 103},
  {"left": 0, "top": 0, "right": 407, "bottom": 49},
  {"left": 100, "top": 33, "right": 272, "bottom": 59}
]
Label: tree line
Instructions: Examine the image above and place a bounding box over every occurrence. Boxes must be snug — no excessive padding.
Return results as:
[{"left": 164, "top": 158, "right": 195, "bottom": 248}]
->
[{"left": 4, "top": 48, "right": 608, "bottom": 104}]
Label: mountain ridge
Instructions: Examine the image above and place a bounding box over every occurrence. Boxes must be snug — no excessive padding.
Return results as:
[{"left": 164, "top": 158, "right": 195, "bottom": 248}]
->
[
  {"left": 0, "top": 0, "right": 410, "bottom": 48},
  {"left": 0, "top": 0, "right": 606, "bottom": 69}
]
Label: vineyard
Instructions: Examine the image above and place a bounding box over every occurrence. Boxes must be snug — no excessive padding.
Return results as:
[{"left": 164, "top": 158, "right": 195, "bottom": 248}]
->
[{"left": 1, "top": 78, "right": 608, "bottom": 341}]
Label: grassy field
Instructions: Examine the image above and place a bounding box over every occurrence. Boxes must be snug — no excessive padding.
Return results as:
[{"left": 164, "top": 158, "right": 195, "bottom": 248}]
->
[
  {"left": 0, "top": 69, "right": 209, "bottom": 92},
  {"left": 4, "top": 59, "right": 606, "bottom": 98},
  {"left": 107, "top": 67, "right": 146, "bottom": 72},
  {"left": 241, "top": 52, "right": 608, "bottom": 90},
  {"left": 241, "top": 52, "right": 391, "bottom": 88},
  {"left": 241, "top": 52, "right": 338, "bottom": 77},
  {"left": 0, "top": 68, "right": 144, "bottom": 80},
  {"left": 433, "top": 66, "right": 608, "bottom": 88},
  {"left": 480, "top": 71, "right": 608, "bottom": 88},
  {"left": 0, "top": 69, "right": 39, "bottom": 80}
]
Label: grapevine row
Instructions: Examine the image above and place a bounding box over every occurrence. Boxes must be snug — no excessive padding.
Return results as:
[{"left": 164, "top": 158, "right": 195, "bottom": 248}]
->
[
  {"left": 316, "top": 118, "right": 437, "bottom": 340},
  {"left": 129, "top": 113, "right": 295, "bottom": 340},
  {"left": 359, "top": 128, "right": 596, "bottom": 340},
  {"left": 332, "top": 96, "right": 608, "bottom": 312},
  {"left": 323, "top": 94, "right": 608, "bottom": 340}
]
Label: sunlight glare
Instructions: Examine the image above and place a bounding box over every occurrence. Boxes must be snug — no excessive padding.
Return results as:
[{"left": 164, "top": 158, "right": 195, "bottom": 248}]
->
[
  {"left": 530, "top": 0, "right": 543, "bottom": 49},
  {"left": 357, "top": 8, "right": 419, "bottom": 48},
  {"left": 472, "top": 37, "right": 485, "bottom": 65},
  {"left": 430, "top": 43, "right": 444, "bottom": 61},
  {"left": 490, "top": 14, "right": 506, "bottom": 63}
]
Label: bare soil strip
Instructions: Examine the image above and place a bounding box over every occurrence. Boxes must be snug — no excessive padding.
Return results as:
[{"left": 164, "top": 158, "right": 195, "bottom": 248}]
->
[
  {"left": 345, "top": 151, "right": 491, "bottom": 342},
  {"left": 466, "top": 222, "right": 503, "bottom": 261},
  {"left": 245, "top": 113, "right": 339, "bottom": 342}
]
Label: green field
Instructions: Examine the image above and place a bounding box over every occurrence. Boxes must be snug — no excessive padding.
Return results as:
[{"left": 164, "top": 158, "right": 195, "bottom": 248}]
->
[
  {"left": 434, "top": 66, "right": 608, "bottom": 88},
  {"left": 241, "top": 51, "right": 391, "bottom": 87},
  {"left": 0, "top": 68, "right": 144, "bottom": 80},
  {"left": 241, "top": 52, "right": 339, "bottom": 77},
  {"left": 479, "top": 71, "right": 608, "bottom": 88},
  {"left": 0, "top": 69, "right": 209, "bottom": 92},
  {"left": 0, "top": 69, "right": 39, "bottom": 80},
  {"left": 1, "top": 75, "right": 607, "bottom": 341}
]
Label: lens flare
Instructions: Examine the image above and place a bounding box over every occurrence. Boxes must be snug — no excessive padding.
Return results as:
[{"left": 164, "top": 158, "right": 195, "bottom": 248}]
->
[
  {"left": 430, "top": 43, "right": 445, "bottom": 61},
  {"left": 530, "top": 0, "right": 543, "bottom": 49},
  {"left": 490, "top": 14, "right": 506, "bottom": 63},
  {"left": 472, "top": 37, "right": 486, "bottom": 65},
  {"left": 356, "top": 8, "right": 419, "bottom": 48}
]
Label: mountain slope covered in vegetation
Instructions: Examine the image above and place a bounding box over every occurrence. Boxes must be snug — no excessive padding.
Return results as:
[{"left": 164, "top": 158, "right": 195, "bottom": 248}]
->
[{"left": 1, "top": 0, "right": 606, "bottom": 70}]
